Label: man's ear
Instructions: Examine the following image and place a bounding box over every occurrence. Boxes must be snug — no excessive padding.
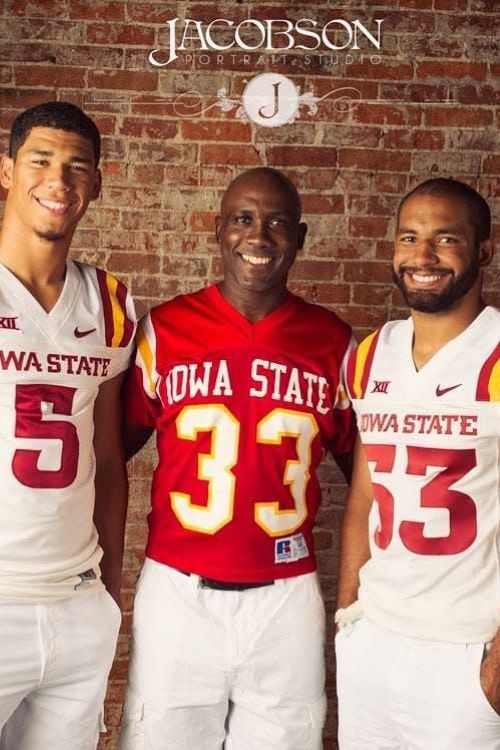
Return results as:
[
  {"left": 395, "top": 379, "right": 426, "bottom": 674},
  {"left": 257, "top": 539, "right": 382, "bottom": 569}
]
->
[
  {"left": 90, "top": 169, "right": 102, "bottom": 201},
  {"left": 215, "top": 215, "right": 222, "bottom": 244},
  {"left": 297, "top": 221, "right": 307, "bottom": 250},
  {"left": 478, "top": 239, "right": 494, "bottom": 269},
  {"left": 0, "top": 155, "right": 14, "bottom": 191}
]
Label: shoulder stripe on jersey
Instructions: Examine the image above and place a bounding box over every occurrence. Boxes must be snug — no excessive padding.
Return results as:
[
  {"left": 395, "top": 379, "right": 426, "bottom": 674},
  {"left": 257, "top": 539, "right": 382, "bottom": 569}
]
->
[
  {"left": 476, "top": 341, "right": 500, "bottom": 401},
  {"left": 136, "top": 320, "right": 157, "bottom": 398},
  {"left": 349, "top": 329, "right": 381, "bottom": 399},
  {"left": 96, "top": 269, "right": 134, "bottom": 348}
]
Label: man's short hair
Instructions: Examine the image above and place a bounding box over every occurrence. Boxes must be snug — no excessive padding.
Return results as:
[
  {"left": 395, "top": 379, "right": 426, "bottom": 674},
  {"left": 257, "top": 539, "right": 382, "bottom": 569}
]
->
[
  {"left": 397, "top": 178, "right": 491, "bottom": 244},
  {"left": 9, "top": 101, "right": 101, "bottom": 166}
]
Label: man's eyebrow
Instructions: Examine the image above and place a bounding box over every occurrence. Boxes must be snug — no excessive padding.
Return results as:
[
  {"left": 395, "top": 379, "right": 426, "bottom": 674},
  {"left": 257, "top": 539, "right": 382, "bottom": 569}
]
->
[
  {"left": 396, "top": 226, "right": 464, "bottom": 234},
  {"left": 26, "top": 148, "right": 92, "bottom": 164}
]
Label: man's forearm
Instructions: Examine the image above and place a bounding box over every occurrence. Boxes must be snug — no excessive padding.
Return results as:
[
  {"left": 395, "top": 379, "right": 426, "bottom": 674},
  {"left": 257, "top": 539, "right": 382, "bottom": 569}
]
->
[{"left": 94, "top": 463, "right": 128, "bottom": 606}]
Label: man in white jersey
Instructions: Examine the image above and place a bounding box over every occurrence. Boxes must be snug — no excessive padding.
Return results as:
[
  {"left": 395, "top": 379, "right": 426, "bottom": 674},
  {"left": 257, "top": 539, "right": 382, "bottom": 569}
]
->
[
  {"left": 337, "top": 178, "right": 500, "bottom": 749},
  {"left": 0, "top": 102, "right": 135, "bottom": 749}
]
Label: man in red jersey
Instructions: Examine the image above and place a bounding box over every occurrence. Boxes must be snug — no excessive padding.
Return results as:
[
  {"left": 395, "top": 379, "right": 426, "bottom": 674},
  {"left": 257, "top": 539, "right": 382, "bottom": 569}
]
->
[{"left": 119, "top": 167, "right": 355, "bottom": 749}]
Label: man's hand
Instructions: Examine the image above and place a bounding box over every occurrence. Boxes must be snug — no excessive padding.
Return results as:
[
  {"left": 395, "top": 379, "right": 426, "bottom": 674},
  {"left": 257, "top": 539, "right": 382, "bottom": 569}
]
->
[{"left": 480, "top": 629, "right": 500, "bottom": 715}]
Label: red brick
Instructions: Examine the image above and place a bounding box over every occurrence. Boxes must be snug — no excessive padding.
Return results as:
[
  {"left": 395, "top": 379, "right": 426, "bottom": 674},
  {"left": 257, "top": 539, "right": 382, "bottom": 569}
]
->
[
  {"left": 89, "top": 70, "right": 158, "bottom": 92},
  {"left": 188, "top": 211, "right": 218, "bottom": 233},
  {"left": 3, "top": 18, "right": 84, "bottom": 43},
  {"left": 55, "top": 45, "right": 124, "bottom": 67},
  {"left": 402, "top": 35, "right": 463, "bottom": 58},
  {"left": 200, "top": 144, "right": 261, "bottom": 166},
  {"left": 0, "top": 42, "right": 60, "bottom": 63},
  {"left": 445, "top": 13, "right": 498, "bottom": 33},
  {"left": 9, "top": 0, "right": 68, "bottom": 17},
  {"left": 457, "top": 85, "right": 498, "bottom": 105},
  {"left": 291, "top": 260, "right": 341, "bottom": 281},
  {"left": 347, "top": 60, "right": 413, "bottom": 80},
  {"left": 163, "top": 257, "right": 210, "bottom": 277},
  {"left": 353, "top": 103, "right": 421, "bottom": 126},
  {"left": 434, "top": 0, "right": 468, "bottom": 7},
  {"left": 301, "top": 195, "right": 344, "bottom": 215},
  {"left": 418, "top": 61, "right": 487, "bottom": 81},
  {"left": 107, "top": 250, "right": 160, "bottom": 274},
  {"left": 483, "top": 155, "right": 500, "bottom": 174},
  {"left": 425, "top": 106, "right": 493, "bottom": 127},
  {"left": 0, "top": 65, "right": 12, "bottom": 84},
  {"left": 381, "top": 83, "right": 449, "bottom": 103},
  {"left": 0, "top": 88, "right": 55, "bottom": 110},
  {"left": 126, "top": 2, "right": 182, "bottom": 22},
  {"left": 15, "top": 65, "right": 86, "bottom": 88},
  {"left": 267, "top": 147, "right": 337, "bottom": 167},
  {"left": 340, "top": 148, "right": 411, "bottom": 172},
  {"left": 447, "top": 129, "right": 498, "bottom": 151},
  {"left": 352, "top": 284, "right": 392, "bottom": 306},
  {"left": 181, "top": 120, "right": 252, "bottom": 142},
  {"left": 382, "top": 11, "right": 436, "bottom": 33},
  {"left": 348, "top": 195, "right": 398, "bottom": 217},
  {"left": 86, "top": 22, "right": 155, "bottom": 45},
  {"left": 374, "top": 174, "right": 408, "bottom": 195},
  {"left": 401, "top": 0, "right": 432, "bottom": 6},
  {"left": 69, "top": 0, "right": 125, "bottom": 20},
  {"left": 120, "top": 118, "right": 177, "bottom": 139},
  {"left": 349, "top": 217, "right": 389, "bottom": 239},
  {"left": 384, "top": 128, "right": 445, "bottom": 151},
  {"left": 344, "top": 261, "right": 392, "bottom": 284}
]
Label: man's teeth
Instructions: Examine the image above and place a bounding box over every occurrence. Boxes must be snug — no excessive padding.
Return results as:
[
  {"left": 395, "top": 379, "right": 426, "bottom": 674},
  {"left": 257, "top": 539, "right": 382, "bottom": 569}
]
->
[
  {"left": 241, "top": 254, "right": 271, "bottom": 265},
  {"left": 38, "top": 199, "right": 68, "bottom": 210},
  {"left": 411, "top": 273, "right": 443, "bottom": 284}
]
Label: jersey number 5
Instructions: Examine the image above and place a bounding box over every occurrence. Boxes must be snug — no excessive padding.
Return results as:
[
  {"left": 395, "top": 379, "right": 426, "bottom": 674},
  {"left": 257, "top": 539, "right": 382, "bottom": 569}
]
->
[
  {"left": 13, "top": 384, "right": 79, "bottom": 489},
  {"left": 170, "top": 405, "right": 318, "bottom": 537},
  {"left": 365, "top": 444, "right": 477, "bottom": 555}
]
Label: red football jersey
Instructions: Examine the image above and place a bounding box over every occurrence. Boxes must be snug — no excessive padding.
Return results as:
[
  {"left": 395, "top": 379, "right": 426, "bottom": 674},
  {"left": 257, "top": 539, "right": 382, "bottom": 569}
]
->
[{"left": 124, "top": 285, "right": 355, "bottom": 582}]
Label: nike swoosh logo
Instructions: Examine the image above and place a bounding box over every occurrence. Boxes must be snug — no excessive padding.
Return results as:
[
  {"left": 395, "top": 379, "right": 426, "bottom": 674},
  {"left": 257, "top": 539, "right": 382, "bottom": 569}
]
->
[
  {"left": 436, "top": 384, "right": 462, "bottom": 397},
  {"left": 74, "top": 326, "right": 97, "bottom": 338}
]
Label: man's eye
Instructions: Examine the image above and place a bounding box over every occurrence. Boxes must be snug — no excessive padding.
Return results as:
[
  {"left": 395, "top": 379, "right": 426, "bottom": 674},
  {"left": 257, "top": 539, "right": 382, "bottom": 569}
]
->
[
  {"left": 438, "top": 236, "right": 458, "bottom": 244},
  {"left": 399, "top": 235, "right": 416, "bottom": 243},
  {"left": 32, "top": 159, "right": 48, "bottom": 166},
  {"left": 234, "top": 215, "right": 251, "bottom": 224},
  {"left": 70, "top": 164, "right": 87, "bottom": 172}
]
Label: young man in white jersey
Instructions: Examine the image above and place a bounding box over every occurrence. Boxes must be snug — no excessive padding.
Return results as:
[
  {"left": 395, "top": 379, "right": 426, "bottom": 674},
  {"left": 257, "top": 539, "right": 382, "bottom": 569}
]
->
[
  {"left": 337, "top": 178, "right": 499, "bottom": 749},
  {"left": 0, "top": 102, "right": 135, "bottom": 749}
]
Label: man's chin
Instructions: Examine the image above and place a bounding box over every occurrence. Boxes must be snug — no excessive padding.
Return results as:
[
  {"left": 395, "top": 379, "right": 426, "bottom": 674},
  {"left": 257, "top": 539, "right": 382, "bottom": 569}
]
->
[{"left": 35, "top": 229, "right": 67, "bottom": 242}]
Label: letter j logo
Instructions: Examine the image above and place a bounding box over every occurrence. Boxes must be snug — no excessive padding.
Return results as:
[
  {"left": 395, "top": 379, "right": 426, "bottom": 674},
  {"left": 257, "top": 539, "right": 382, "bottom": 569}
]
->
[{"left": 242, "top": 73, "right": 299, "bottom": 127}]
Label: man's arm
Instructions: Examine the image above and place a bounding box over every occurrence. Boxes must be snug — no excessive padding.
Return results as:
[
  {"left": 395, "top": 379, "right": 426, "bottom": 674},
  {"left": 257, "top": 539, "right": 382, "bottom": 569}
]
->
[
  {"left": 336, "top": 435, "right": 373, "bottom": 610},
  {"left": 481, "top": 628, "right": 500, "bottom": 714},
  {"left": 93, "top": 372, "right": 128, "bottom": 608}
]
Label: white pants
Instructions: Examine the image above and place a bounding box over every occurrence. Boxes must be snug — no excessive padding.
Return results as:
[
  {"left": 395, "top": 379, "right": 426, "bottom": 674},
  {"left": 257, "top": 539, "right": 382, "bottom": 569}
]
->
[
  {"left": 0, "top": 589, "right": 121, "bottom": 750},
  {"left": 336, "top": 617, "right": 500, "bottom": 750},
  {"left": 119, "top": 559, "right": 326, "bottom": 749}
]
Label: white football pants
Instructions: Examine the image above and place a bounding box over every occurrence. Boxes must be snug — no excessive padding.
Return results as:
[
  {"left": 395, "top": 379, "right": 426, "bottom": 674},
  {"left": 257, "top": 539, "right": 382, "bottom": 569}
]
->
[
  {"left": 0, "top": 589, "right": 121, "bottom": 750},
  {"left": 336, "top": 616, "right": 500, "bottom": 750},
  {"left": 119, "top": 558, "right": 326, "bottom": 749}
]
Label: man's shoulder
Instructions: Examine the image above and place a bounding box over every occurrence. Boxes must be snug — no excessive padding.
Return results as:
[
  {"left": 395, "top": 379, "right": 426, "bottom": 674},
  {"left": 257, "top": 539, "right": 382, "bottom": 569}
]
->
[
  {"left": 148, "top": 285, "right": 210, "bottom": 321},
  {"left": 289, "top": 292, "right": 353, "bottom": 335}
]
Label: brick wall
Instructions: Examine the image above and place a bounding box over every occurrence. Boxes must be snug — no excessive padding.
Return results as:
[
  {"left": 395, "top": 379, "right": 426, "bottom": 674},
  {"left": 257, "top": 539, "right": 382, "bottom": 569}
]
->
[{"left": 0, "top": 1, "right": 498, "bottom": 747}]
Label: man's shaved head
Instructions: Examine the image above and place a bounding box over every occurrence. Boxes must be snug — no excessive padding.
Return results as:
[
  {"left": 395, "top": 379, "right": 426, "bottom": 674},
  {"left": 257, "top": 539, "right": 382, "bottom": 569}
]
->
[{"left": 220, "top": 168, "right": 302, "bottom": 221}]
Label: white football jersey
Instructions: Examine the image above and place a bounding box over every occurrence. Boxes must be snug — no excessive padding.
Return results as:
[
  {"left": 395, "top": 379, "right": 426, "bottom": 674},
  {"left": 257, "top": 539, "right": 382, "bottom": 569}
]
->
[
  {"left": 347, "top": 306, "right": 500, "bottom": 642},
  {"left": 0, "top": 259, "right": 135, "bottom": 602}
]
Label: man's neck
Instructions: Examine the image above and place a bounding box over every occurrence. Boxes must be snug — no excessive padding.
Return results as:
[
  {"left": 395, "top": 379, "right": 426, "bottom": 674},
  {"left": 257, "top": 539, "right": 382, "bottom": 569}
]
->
[
  {"left": 217, "top": 281, "right": 289, "bottom": 323},
  {"left": 411, "top": 295, "right": 485, "bottom": 370},
  {"left": 0, "top": 226, "right": 71, "bottom": 312}
]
